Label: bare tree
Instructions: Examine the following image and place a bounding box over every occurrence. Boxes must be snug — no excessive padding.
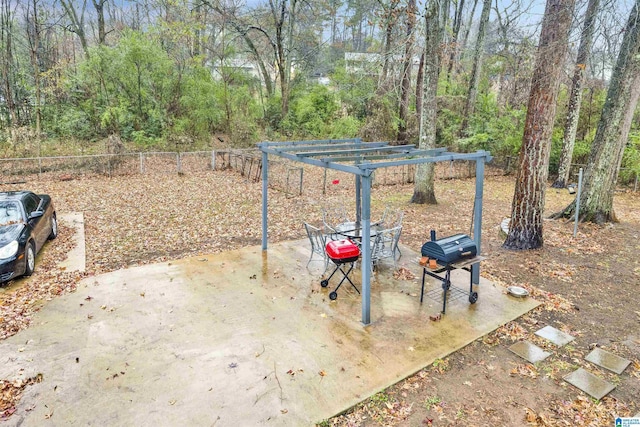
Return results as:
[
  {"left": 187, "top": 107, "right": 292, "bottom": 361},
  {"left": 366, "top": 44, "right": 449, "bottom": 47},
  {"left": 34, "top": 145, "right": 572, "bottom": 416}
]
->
[
  {"left": 92, "top": 0, "right": 107, "bottom": 44},
  {"left": 0, "top": 0, "right": 18, "bottom": 126},
  {"left": 459, "top": 0, "right": 491, "bottom": 135},
  {"left": 445, "top": 0, "right": 466, "bottom": 88},
  {"left": 552, "top": 0, "right": 601, "bottom": 189},
  {"left": 554, "top": 0, "right": 640, "bottom": 224},
  {"left": 503, "top": 0, "right": 576, "bottom": 250},
  {"left": 378, "top": 0, "right": 401, "bottom": 86},
  {"left": 59, "top": 0, "right": 90, "bottom": 58},
  {"left": 397, "top": 0, "right": 416, "bottom": 144},
  {"left": 460, "top": 0, "right": 479, "bottom": 54},
  {"left": 202, "top": 1, "right": 275, "bottom": 96},
  {"left": 411, "top": 0, "right": 440, "bottom": 205},
  {"left": 269, "top": 0, "right": 299, "bottom": 117},
  {"left": 25, "top": 0, "right": 43, "bottom": 140}
]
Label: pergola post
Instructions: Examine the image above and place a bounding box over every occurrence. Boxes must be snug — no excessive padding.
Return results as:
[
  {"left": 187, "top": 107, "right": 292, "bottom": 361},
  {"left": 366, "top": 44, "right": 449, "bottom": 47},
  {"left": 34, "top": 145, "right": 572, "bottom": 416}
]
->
[
  {"left": 355, "top": 176, "right": 361, "bottom": 225},
  {"left": 355, "top": 139, "right": 362, "bottom": 226},
  {"left": 471, "top": 157, "right": 485, "bottom": 284},
  {"left": 261, "top": 150, "right": 268, "bottom": 250},
  {"left": 360, "top": 173, "right": 372, "bottom": 326}
]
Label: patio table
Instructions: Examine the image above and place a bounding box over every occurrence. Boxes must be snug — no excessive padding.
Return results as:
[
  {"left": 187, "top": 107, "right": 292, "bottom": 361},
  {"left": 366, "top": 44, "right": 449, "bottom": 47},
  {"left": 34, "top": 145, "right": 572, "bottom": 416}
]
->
[{"left": 334, "top": 222, "right": 382, "bottom": 240}]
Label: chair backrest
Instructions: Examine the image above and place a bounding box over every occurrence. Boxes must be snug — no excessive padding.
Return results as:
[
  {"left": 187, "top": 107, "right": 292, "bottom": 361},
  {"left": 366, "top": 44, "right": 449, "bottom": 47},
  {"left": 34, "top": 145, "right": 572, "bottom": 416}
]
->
[
  {"left": 378, "top": 207, "right": 404, "bottom": 229},
  {"left": 322, "top": 207, "right": 350, "bottom": 230},
  {"left": 304, "top": 222, "right": 326, "bottom": 256},
  {"left": 371, "top": 226, "right": 402, "bottom": 262}
]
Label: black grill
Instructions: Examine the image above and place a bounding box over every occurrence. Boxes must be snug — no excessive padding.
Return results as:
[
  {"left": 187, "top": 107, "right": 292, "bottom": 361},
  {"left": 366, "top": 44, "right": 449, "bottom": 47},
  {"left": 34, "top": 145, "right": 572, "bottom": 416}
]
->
[{"left": 421, "top": 232, "right": 477, "bottom": 264}]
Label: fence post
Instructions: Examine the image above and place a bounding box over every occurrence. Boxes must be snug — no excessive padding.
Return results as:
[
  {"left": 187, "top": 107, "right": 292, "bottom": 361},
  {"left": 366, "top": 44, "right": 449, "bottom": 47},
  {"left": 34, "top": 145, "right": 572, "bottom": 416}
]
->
[
  {"left": 323, "top": 168, "right": 327, "bottom": 195},
  {"left": 38, "top": 157, "right": 42, "bottom": 179},
  {"left": 635, "top": 172, "right": 638, "bottom": 192},
  {"left": 211, "top": 150, "right": 216, "bottom": 170},
  {"left": 108, "top": 155, "right": 112, "bottom": 178},
  {"left": 139, "top": 153, "right": 144, "bottom": 174},
  {"left": 299, "top": 167, "right": 303, "bottom": 195},
  {"left": 176, "top": 152, "right": 181, "bottom": 174}
]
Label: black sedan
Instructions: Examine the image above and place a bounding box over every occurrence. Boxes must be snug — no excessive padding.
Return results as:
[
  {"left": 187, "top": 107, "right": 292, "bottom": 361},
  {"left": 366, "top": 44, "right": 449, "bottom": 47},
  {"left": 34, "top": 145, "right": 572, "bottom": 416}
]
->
[{"left": 0, "top": 191, "right": 57, "bottom": 283}]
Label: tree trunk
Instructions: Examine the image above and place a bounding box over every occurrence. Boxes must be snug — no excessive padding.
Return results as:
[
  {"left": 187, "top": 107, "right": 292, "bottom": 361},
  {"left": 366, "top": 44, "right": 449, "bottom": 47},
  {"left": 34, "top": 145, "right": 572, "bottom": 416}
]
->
[
  {"left": 459, "top": 0, "right": 491, "bottom": 135},
  {"left": 552, "top": 0, "right": 600, "bottom": 189},
  {"left": 1, "top": 0, "right": 18, "bottom": 126},
  {"left": 411, "top": 0, "right": 440, "bottom": 205},
  {"left": 92, "top": 0, "right": 107, "bottom": 44},
  {"left": 554, "top": 2, "right": 640, "bottom": 224},
  {"left": 243, "top": 30, "right": 274, "bottom": 97},
  {"left": 379, "top": 1, "right": 399, "bottom": 87},
  {"left": 26, "top": 0, "right": 42, "bottom": 141},
  {"left": 269, "top": 0, "right": 296, "bottom": 118},
  {"left": 460, "top": 0, "right": 479, "bottom": 54},
  {"left": 503, "top": 0, "right": 576, "bottom": 250},
  {"left": 60, "top": 0, "right": 90, "bottom": 58},
  {"left": 397, "top": 0, "right": 416, "bottom": 144},
  {"left": 415, "top": 51, "right": 425, "bottom": 129},
  {"left": 445, "top": 0, "right": 466, "bottom": 90}
]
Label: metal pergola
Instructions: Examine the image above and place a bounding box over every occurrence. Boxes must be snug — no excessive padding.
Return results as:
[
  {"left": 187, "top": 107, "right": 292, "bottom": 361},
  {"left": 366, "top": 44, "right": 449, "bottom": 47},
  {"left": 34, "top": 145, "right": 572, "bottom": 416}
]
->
[{"left": 258, "top": 138, "right": 493, "bottom": 325}]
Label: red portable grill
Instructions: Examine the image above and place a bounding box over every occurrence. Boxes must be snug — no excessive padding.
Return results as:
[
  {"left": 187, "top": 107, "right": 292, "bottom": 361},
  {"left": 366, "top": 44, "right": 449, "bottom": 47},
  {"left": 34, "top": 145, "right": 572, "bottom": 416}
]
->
[{"left": 321, "top": 239, "right": 361, "bottom": 300}]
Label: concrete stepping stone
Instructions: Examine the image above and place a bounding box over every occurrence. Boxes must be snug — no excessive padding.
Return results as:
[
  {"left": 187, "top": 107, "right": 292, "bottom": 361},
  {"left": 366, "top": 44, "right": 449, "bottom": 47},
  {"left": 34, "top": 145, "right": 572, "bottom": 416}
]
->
[
  {"left": 509, "top": 341, "right": 551, "bottom": 363},
  {"left": 585, "top": 348, "right": 631, "bottom": 374},
  {"left": 563, "top": 368, "right": 615, "bottom": 400},
  {"left": 535, "top": 325, "right": 575, "bottom": 346}
]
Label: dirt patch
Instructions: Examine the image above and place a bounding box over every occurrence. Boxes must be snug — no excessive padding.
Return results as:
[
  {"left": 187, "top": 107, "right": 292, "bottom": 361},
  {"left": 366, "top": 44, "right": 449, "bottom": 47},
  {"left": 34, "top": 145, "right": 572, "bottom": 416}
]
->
[{"left": 1, "top": 169, "right": 639, "bottom": 425}]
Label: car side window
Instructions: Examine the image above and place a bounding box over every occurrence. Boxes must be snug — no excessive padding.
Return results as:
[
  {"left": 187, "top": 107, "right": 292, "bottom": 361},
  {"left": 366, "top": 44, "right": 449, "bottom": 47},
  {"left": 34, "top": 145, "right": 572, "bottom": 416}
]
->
[{"left": 23, "top": 194, "right": 41, "bottom": 216}]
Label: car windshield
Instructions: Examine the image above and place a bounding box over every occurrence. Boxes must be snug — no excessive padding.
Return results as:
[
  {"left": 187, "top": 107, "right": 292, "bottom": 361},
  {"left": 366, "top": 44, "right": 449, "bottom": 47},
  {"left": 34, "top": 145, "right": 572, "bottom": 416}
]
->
[{"left": 0, "top": 201, "right": 22, "bottom": 225}]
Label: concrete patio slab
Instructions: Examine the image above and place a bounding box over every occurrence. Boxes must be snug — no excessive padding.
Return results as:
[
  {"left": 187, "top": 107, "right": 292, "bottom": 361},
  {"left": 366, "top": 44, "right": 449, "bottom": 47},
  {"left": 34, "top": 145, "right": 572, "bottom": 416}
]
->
[
  {"left": 508, "top": 341, "right": 552, "bottom": 363},
  {"left": 58, "top": 212, "right": 86, "bottom": 272},
  {"left": 585, "top": 348, "right": 631, "bottom": 374},
  {"left": 535, "top": 325, "right": 575, "bottom": 346},
  {"left": 0, "top": 240, "right": 539, "bottom": 426},
  {"left": 563, "top": 368, "right": 616, "bottom": 400}
]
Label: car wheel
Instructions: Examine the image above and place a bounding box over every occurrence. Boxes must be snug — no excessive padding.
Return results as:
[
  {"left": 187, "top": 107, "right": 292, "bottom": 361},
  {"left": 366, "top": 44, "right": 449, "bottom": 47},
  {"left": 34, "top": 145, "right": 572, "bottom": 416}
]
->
[
  {"left": 48, "top": 214, "right": 58, "bottom": 240},
  {"left": 24, "top": 242, "right": 35, "bottom": 277}
]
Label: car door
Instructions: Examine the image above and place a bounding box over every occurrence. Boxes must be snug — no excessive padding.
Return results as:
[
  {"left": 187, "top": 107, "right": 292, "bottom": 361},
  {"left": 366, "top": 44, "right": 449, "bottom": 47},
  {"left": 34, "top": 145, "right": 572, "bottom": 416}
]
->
[{"left": 23, "top": 193, "right": 46, "bottom": 251}]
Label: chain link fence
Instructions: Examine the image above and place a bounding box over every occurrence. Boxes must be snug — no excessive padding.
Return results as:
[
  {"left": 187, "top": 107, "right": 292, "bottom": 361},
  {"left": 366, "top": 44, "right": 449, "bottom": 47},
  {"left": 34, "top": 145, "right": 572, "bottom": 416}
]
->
[{"left": 5, "top": 150, "right": 633, "bottom": 194}]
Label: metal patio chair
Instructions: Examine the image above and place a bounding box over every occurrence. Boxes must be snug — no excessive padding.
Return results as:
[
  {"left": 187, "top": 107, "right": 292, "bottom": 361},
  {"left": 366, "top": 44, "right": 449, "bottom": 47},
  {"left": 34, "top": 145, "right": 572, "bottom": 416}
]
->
[
  {"left": 322, "top": 207, "right": 352, "bottom": 241},
  {"left": 303, "top": 222, "right": 329, "bottom": 272},
  {"left": 370, "top": 226, "right": 402, "bottom": 271},
  {"left": 376, "top": 208, "right": 404, "bottom": 258}
]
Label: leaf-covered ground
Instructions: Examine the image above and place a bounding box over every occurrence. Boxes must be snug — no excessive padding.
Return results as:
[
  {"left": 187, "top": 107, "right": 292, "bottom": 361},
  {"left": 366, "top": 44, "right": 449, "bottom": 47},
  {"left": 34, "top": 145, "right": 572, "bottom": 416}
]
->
[{"left": 1, "top": 166, "right": 639, "bottom": 425}]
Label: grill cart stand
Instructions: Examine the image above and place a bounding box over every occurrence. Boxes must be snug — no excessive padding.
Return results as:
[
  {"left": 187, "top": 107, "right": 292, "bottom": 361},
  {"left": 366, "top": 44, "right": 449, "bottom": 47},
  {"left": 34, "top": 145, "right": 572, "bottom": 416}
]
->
[
  {"left": 322, "top": 240, "right": 361, "bottom": 300},
  {"left": 420, "top": 256, "right": 485, "bottom": 314}
]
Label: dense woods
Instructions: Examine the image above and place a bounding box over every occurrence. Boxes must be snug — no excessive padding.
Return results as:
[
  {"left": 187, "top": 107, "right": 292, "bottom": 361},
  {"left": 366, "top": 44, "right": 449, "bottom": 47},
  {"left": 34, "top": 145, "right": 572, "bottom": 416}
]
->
[{"left": 0, "top": 0, "right": 638, "bottom": 223}]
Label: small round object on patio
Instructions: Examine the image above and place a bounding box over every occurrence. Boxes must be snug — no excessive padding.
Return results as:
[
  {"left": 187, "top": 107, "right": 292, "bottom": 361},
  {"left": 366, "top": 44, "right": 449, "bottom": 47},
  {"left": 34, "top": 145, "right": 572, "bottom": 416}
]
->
[
  {"left": 469, "top": 291, "right": 478, "bottom": 304},
  {"left": 507, "top": 286, "right": 529, "bottom": 298},
  {"left": 321, "top": 279, "right": 329, "bottom": 288},
  {"left": 329, "top": 291, "right": 338, "bottom": 300}
]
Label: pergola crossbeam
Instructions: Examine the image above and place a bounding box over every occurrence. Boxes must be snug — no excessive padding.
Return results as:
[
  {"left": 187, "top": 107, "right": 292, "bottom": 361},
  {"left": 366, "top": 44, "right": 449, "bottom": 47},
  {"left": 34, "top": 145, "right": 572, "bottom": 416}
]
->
[
  {"left": 275, "top": 142, "right": 386, "bottom": 153},
  {"left": 297, "top": 145, "right": 416, "bottom": 158}
]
